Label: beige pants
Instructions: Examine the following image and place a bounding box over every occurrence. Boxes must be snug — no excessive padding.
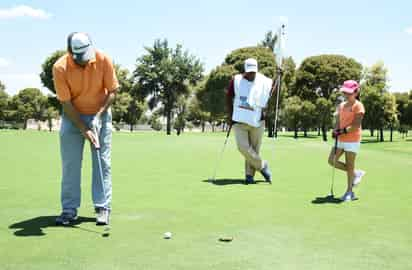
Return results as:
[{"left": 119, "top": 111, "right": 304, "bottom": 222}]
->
[{"left": 233, "top": 121, "right": 265, "bottom": 176}]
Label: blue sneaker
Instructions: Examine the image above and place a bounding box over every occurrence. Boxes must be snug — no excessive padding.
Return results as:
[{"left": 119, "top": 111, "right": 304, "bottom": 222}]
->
[
  {"left": 260, "top": 163, "right": 272, "bottom": 184},
  {"left": 245, "top": 175, "right": 255, "bottom": 185},
  {"left": 340, "top": 191, "right": 357, "bottom": 202},
  {"left": 56, "top": 211, "right": 78, "bottom": 226}
]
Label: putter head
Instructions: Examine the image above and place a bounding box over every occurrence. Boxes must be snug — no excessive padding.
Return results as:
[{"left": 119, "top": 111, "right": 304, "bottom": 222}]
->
[
  {"left": 102, "top": 226, "right": 110, "bottom": 237},
  {"left": 219, "top": 236, "right": 233, "bottom": 242},
  {"left": 311, "top": 194, "right": 342, "bottom": 204}
]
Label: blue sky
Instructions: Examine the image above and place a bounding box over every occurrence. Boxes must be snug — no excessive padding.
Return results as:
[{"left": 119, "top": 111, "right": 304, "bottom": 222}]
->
[{"left": 0, "top": 0, "right": 411, "bottom": 95}]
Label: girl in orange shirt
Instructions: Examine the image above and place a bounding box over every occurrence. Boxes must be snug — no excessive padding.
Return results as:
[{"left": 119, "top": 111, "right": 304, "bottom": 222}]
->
[{"left": 328, "top": 80, "right": 366, "bottom": 202}]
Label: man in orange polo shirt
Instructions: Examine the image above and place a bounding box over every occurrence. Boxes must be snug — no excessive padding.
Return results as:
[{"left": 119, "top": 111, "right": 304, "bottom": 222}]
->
[{"left": 53, "top": 32, "right": 119, "bottom": 226}]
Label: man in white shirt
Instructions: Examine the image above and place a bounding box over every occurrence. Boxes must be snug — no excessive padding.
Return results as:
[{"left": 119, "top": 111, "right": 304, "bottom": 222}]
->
[{"left": 226, "top": 58, "right": 273, "bottom": 185}]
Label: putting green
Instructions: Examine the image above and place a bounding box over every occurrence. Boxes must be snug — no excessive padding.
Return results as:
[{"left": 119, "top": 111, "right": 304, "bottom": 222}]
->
[{"left": 1, "top": 130, "right": 411, "bottom": 270}]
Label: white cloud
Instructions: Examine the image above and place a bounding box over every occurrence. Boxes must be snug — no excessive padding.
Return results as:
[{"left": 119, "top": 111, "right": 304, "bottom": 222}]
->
[
  {"left": 0, "top": 57, "right": 9, "bottom": 67},
  {"left": 0, "top": 5, "right": 51, "bottom": 20},
  {"left": 405, "top": 27, "right": 412, "bottom": 35}
]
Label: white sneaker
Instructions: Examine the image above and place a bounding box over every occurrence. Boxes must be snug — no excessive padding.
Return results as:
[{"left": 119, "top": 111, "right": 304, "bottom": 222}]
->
[
  {"left": 353, "top": 170, "right": 366, "bottom": 187},
  {"left": 340, "top": 191, "right": 356, "bottom": 202},
  {"left": 96, "top": 208, "right": 110, "bottom": 225}
]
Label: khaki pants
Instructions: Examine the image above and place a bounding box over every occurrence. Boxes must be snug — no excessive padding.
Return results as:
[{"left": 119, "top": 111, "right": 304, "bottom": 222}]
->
[{"left": 233, "top": 121, "right": 265, "bottom": 176}]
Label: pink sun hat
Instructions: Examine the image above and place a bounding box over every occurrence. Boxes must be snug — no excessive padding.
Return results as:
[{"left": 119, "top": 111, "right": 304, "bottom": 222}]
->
[{"left": 340, "top": 80, "right": 360, "bottom": 94}]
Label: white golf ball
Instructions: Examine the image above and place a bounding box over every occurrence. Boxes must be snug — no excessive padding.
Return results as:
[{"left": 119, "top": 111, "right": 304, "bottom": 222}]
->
[{"left": 164, "top": 232, "right": 172, "bottom": 239}]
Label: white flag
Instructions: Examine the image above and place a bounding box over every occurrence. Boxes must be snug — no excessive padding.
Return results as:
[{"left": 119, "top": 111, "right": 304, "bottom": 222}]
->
[{"left": 275, "top": 25, "right": 286, "bottom": 67}]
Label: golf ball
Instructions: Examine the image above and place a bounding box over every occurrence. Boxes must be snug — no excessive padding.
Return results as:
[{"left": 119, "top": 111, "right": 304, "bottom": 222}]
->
[{"left": 164, "top": 232, "right": 172, "bottom": 239}]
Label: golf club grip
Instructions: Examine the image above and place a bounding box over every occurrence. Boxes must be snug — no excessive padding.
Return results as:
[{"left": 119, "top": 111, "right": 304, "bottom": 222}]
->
[
  {"left": 334, "top": 136, "right": 338, "bottom": 154},
  {"left": 93, "top": 127, "right": 100, "bottom": 149}
]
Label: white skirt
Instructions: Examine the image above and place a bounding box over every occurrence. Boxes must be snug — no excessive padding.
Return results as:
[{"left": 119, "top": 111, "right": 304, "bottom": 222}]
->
[{"left": 337, "top": 141, "right": 360, "bottom": 154}]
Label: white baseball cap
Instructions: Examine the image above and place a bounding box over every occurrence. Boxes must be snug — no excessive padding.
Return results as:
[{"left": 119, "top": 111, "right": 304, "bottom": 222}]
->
[
  {"left": 244, "top": 58, "right": 258, "bottom": 73},
  {"left": 70, "top": 33, "right": 95, "bottom": 63}
]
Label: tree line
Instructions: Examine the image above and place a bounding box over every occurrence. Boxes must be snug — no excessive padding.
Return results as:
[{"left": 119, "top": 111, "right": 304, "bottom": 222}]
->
[{"left": 0, "top": 32, "right": 411, "bottom": 141}]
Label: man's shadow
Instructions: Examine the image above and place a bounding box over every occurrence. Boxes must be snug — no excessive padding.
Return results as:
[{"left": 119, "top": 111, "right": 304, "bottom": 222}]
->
[
  {"left": 311, "top": 195, "right": 343, "bottom": 204},
  {"left": 9, "top": 216, "right": 95, "bottom": 237},
  {"left": 202, "top": 179, "right": 266, "bottom": 186}
]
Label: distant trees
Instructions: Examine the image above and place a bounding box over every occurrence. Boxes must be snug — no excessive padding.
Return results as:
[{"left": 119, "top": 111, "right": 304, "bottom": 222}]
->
[{"left": 134, "top": 39, "right": 203, "bottom": 135}]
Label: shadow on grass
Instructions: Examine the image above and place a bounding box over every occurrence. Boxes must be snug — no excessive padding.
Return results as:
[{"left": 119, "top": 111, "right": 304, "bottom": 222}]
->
[
  {"left": 202, "top": 179, "right": 267, "bottom": 186},
  {"left": 9, "top": 216, "right": 95, "bottom": 237},
  {"left": 311, "top": 195, "right": 343, "bottom": 204},
  {"left": 279, "top": 134, "right": 320, "bottom": 140},
  {"left": 361, "top": 139, "right": 393, "bottom": 144}
]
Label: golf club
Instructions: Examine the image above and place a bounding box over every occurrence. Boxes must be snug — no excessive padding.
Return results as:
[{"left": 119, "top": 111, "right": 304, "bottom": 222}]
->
[
  {"left": 92, "top": 123, "right": 111, "bottom": 237},
  {"left": 209, "top": 124, "right": 232, "bottom": 182},
  {"left": 328, "top": 135, "right": 339, "bottom": 198},
  {"left": 328, "top": 95, "right": 345, "bottom": 198}
]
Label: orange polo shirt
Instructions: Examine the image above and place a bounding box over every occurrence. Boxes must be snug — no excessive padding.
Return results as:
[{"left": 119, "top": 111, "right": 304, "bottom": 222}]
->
[
  {"left": 338, "top": 100, "right": 365, "bottom": 142},
  {"left": 53, "top": 50, "right": 119, "bottom": 114}
]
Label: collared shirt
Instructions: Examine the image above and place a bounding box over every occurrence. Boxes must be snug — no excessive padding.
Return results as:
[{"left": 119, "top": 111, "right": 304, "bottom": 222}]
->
[
  {"left": 53, "top": 50, "right": 119, "bottom": 114},
  {"left": 338, "top": 100, "right": 365, "bottom": 142}
]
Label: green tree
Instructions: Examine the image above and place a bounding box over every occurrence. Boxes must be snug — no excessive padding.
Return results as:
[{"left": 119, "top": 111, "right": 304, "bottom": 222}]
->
[
  {"left": 111, "top": 64, "right": 143, "bottom": 129},
  {"left": 382, "top": 92, "right": 398, "bottom": 142},
  {"left": 300, "top": 100, "right": 317, "bottom": 137},
  {"left": 394, "top": 92, "right": 410, "bottom": 138},
  {"left": 259, "top": 30, "right": 278, "bottom": 51},
  {"left": 362, "top": 86, "right": 381, "bottom": 138},
  {"left": 44, "top": 106, "right": 59, "bottom": 132},
  {"left": 363, "top": 61, "right": 388, "bottom": 92},
  {"left": 186, "top": 95, "right": 210, "bottom": 132},
  {"left": 9, "top": 88, "right": 47, "bottom": 129},
  {"left": 403, "top": 98, "right": 412, "bottom": 137},
  {"left": 0, "top": 81, "right": 9, "bottom": 120},
  {"left": 295, "top": 54, "right": 362, "bottom": 140},
  {"left": 282, "top": 96, "right": 302, "bottom": 139},
  {"left": 173, "top": 96, "right": 187, "bottom": 136},
  {"left": 197, "top": 66, "right": 235, "bottom": 131},
  {"left": 149, "top": 111, "right": 163, "bottom": 131},
  {"left": 40, "top": 50, "right": 66, "bottom": 94},
  {"left": 394, "top": 92, "right": 409, "bottom": 124},
  {"left": 124, "top": 97, "right": 145, "bottom": 131},
  {"left": 224, "top": 46, "right": 277, "bottom": 77},
  {"left": 315, "top": 97, "right": 333, "bottom": 141},
  {"left": 362, "top": 61, "right": 393, "bottom": 141},
  {"left": 112, "top": 91, "right": 132, "bottom": 124},
  {"left": 134, "top": 39, "right": 203, "bottom": 135},
  {"left": 295, "top": 54, "right": 363, "bottom": 101},
  {"left": 40, "top": 50, "right": 66, "bottom": 113}
]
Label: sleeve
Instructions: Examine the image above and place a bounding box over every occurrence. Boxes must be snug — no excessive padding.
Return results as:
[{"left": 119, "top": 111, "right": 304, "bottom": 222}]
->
[
  {"left": 103, "top": 55, "right": 120, "bottom": 92},
  {"left": 52, "top": 65, "right": 71, "bottom": 102},
  {"left": 226, "top": 78, "right": 234, "bottom": 98},
  {"left": 354, "top": 102, "right": 365, "bottom": 115},
  {"left": 226, "top": 79, "right": 235, "bottom": 120}
]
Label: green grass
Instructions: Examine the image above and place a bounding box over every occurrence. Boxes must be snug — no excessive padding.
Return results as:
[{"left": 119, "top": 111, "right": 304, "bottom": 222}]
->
[{"left": 0, "top": 130, "right": 411, "bottom": 270}]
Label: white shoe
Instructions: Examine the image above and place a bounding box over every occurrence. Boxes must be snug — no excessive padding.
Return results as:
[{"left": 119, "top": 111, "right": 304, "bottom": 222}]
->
[
  {"left": 340, "top": 191, "right": 356, "bottom": 202},
  {"left": 353, "top": 170, "right": 366, "bottom": 187},
  {"left": 96, "top": 208, "right": 110, "bottom": 225}
]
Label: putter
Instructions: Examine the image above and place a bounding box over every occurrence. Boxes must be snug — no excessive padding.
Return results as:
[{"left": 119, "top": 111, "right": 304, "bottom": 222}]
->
[
  {"left": 327, "top": 95, "right": 345, "bottom": 199},
  {"left": 219, "top": 236, "right": 233, "bottom": 242},
  {"left": 328, "top": 136, "right": 339, "bottom": 198},
  {"left": 209, "top": 124, "right": 232, "bottom": 182},
  {"left": 92, "top": 125, "right": 111, "bottom": 236}
]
